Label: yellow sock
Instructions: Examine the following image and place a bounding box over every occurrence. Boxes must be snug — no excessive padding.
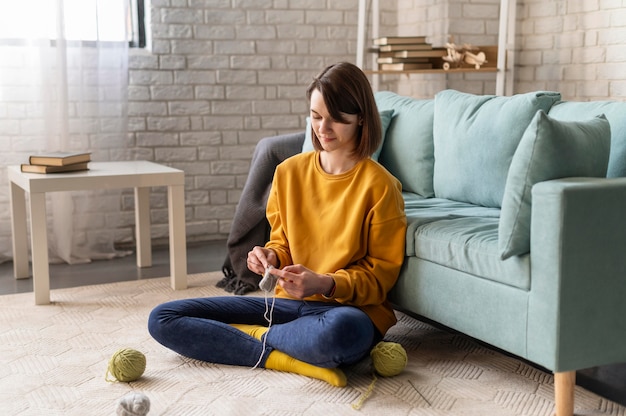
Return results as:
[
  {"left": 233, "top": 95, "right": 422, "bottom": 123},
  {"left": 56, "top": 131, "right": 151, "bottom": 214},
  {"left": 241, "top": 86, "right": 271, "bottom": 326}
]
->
[
  {"left": 230, "top": 323, "right": 268, "bottom": 340},
  {"left": 265, "top": 350, "right": 347, "bottom": 387},
  {"left": 230, "top": 323, "right": 346, "bottom": 387}
]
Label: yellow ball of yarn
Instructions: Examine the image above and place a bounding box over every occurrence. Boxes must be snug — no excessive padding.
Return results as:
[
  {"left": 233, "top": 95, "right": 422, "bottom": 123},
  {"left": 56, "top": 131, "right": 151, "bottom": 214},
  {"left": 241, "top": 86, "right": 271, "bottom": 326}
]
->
[
  {"left": 370, "top": 341, "right": 407, "bottom": 377},
  {"left": 106, "top": 348, "right": 146, "bottom": 383}
]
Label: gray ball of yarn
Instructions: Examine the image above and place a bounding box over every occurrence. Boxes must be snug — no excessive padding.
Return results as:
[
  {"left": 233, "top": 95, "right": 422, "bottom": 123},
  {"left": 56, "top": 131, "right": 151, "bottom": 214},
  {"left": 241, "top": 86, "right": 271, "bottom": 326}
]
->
[{"left": 117, "top": 392, "right": 150, "bottom": 416}]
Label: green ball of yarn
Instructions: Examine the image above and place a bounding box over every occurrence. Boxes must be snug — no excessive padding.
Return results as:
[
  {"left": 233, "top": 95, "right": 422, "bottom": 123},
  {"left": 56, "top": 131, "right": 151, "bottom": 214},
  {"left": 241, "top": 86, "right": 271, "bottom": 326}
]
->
[
  {"left": 370, "top": 341, "right": 407, "bottom": 377},
  {"left": 106, "top": 348, "right": 146, "bottom": 383}
]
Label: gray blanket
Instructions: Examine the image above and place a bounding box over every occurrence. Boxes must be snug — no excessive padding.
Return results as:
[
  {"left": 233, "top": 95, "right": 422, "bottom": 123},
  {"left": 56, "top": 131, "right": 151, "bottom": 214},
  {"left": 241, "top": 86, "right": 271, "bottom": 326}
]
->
[{"left": 221, "top": 132, "right": 305, "bottom": 293}]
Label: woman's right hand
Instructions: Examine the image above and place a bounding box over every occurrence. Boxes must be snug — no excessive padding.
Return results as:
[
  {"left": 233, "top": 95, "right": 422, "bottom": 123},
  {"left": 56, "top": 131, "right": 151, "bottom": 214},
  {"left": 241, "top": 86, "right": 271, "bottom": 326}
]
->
[{"left": 247, "top": 246, "right": 278, "bottom": 275}]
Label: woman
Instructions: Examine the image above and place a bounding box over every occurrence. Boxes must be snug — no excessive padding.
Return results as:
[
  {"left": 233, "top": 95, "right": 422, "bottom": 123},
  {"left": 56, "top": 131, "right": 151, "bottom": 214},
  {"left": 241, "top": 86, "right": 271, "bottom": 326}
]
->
[{"left": 148, "top": 62, "right": 407, "bottom": 387}]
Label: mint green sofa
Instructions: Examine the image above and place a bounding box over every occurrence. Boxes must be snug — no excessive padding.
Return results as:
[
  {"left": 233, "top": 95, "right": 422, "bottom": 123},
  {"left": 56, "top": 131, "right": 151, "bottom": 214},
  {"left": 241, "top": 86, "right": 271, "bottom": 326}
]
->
[
  {"left": 241, "top": 89, "right": 625, "bottom": 415},
  {"left": 374, "top": 90, "right": 626, "bottom": 416}
]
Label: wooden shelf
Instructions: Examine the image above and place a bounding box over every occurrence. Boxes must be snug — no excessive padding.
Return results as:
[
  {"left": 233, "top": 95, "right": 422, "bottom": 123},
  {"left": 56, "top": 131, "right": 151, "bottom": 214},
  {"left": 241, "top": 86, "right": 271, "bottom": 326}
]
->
[
  {"left": 367, "top": 45, "right": 498, "bottom": 75},
  {"left": 365, "top": 67, "right": 498, "bottom": 75},
  {"left": 357, "top": 0, "right": 517, "bottom": 95}
]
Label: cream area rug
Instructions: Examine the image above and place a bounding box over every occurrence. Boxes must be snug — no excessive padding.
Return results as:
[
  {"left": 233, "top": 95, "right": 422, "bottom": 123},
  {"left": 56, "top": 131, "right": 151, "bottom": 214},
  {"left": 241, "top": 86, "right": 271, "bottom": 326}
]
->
[{"left": 1, "top": 272, "right": 625, "bottom": 416}]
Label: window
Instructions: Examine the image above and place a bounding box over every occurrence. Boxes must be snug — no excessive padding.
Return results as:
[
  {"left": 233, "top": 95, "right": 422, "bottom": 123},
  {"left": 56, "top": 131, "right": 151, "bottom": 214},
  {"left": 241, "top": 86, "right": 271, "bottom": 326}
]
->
[{"left": 0, "top": 0, "right": 145, "bottom": 47}]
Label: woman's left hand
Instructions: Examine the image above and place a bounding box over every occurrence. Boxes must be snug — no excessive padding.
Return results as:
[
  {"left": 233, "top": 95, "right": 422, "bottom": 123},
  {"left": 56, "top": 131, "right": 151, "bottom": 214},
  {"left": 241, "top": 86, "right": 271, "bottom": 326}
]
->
[{"left": 271, "top": 264, "right": 335, "bottom": 299}]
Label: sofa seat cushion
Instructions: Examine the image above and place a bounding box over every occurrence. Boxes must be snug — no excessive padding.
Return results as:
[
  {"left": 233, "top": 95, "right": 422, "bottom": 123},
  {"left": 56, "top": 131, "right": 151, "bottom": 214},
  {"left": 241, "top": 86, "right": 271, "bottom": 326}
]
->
[
  {"left": 403, "top": 193, "right": 500, "bottom": 256},
  {"left": 413, "top": 216, "right": 531, "bottom": 290},
  {"left": 433, "top": 90, "right": 561, "bottom": 208},
  {"left": 375, "top": 92, "right": 435, "bottom": 197}
]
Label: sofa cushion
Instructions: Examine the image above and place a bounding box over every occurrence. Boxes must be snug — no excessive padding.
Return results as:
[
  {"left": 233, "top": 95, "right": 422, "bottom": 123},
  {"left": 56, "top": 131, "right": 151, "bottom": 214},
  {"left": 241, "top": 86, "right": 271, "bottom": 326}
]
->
[
  {"left": 433, "top": 90, "right": 562, "bottom": 208},
  {"left": 403, "top": 192, "right": 500, "bottom": 256},
  {"left": 548, "top": 100, "right": 626, "bottom": 178},
  {"left": 375, "top": 92, "right": 435, "bottom": 197},
  {"left": 413, "top": 216, "right": 531, "bottom": 290},
  {"left": 499, "top": 111, "right": 611, "bottom": 259},
  {"left": 302, "top": 109, "right": 394, "bottom": 162}
]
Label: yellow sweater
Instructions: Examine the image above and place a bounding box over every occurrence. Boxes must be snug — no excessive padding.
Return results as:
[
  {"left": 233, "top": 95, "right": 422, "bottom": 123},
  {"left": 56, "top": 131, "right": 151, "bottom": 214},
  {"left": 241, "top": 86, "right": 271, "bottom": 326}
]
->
[{"left": 265, "top": 151, "right": 407, "bottom": 335}]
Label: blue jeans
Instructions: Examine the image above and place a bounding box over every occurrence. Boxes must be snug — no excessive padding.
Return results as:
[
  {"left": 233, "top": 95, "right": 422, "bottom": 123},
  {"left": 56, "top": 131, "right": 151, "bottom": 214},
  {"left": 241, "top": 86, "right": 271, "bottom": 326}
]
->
[{"left": 148, "top": 296, "right": 381, "bottom": 368}]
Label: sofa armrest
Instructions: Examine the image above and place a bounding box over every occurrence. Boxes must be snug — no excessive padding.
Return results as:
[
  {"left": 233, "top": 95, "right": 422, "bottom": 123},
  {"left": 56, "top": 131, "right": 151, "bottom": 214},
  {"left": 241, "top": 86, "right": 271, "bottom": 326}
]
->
[{"left": 527, "top": 177, "right": 626, "bottom": 372}]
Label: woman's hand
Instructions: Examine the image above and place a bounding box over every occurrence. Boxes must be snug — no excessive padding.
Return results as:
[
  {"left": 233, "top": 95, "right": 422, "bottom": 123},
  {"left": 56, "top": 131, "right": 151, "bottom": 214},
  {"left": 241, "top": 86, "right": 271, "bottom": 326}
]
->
[
  {"left": 247, "top": 246, "right": 278, "bottom": 275},
  {"left": 271, "top": 264, "right": 335, "bottom": 299}
]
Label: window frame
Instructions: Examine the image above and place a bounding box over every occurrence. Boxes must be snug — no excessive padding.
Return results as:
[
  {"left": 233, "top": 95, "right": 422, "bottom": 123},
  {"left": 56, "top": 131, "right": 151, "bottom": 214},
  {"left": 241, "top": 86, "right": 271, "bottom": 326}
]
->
[
  {"left": 129, "top": 0, "right": 146, "bottom": 48},
  {"left": 0, "top": 0, "right": 146, "bottom": 48}
]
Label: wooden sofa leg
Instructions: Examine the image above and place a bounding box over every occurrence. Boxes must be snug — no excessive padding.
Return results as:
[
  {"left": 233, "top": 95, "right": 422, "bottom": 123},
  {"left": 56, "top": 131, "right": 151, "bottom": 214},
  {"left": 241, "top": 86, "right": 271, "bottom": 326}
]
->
[{"left": 554, "top": 371, "right": 575, "bottom": 416}]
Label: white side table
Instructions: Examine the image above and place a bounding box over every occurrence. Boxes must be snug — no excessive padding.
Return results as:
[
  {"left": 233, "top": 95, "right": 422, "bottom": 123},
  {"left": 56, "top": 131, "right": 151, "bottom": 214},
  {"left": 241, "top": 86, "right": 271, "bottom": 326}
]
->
[{"left": 8, "top": 161, "right": 188, "bottom": 304}]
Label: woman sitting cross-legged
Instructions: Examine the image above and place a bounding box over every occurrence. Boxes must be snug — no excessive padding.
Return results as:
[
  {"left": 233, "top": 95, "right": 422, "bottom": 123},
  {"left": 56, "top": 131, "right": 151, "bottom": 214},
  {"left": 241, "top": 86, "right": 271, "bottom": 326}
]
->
[{"left": 148, "top": 62, "right": 407, "bottom": 386}]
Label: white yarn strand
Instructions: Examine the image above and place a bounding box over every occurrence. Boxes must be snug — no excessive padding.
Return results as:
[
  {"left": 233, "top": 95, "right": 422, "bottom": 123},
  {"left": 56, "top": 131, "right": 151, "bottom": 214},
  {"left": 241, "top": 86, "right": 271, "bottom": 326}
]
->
[{"left": 251, "top": 268, "right": 277, "bottom": 369}]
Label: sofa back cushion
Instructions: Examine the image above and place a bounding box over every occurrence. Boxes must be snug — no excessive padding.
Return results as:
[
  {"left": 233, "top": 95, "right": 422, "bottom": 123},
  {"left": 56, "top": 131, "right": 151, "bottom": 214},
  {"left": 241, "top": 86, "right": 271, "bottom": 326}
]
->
[
  {"left": 498, "top": 111, "right": 611, "bottom": 259},
  {"left": 432, "top": 90, "right": 562, "bottom": 208},
  {"left": 375, "top": 91, "right": 435, "bottom": 197},
  {"left": 548, "top": 100, "right": 626, "bottom": 178}
]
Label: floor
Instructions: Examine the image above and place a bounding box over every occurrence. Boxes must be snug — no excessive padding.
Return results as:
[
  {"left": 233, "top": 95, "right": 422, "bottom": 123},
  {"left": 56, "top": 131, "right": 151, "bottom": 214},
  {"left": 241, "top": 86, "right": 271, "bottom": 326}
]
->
[
  {"left": 0, "top": 240, "right": 227, "bottom": 296},
  {"left": 1, "top": 239, "right": 625, "bottom": 408}
]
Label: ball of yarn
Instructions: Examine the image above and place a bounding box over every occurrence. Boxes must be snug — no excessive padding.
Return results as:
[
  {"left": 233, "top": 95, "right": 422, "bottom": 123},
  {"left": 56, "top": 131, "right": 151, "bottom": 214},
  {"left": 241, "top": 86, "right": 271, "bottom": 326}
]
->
[
  {"left": 117, "top": 392, "right": 150, "bottom": 416},
  {"left": 106, "top": 348, "right": 146, "bottom": 382},
  {"left": 370, "top": 341, "right": 407, "bottom": 377}
]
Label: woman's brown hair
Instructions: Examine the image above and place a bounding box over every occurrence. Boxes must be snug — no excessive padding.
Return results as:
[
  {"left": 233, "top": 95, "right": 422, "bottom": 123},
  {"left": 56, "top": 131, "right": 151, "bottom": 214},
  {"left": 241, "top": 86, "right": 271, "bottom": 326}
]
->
[{"left": 306, "top": 62, "right": 381, "bottom": 160}]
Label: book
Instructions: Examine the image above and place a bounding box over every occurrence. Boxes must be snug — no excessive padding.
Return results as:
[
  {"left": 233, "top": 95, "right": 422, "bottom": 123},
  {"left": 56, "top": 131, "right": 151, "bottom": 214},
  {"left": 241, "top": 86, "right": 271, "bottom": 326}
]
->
[
  {"left": 393, "top": 48, "right": 447, "bottom": 58},
  {"left": 373, "top": 36, "right": 427, "bottom": 46},
  {"left": 377, "top": 57, "right": 431, "bottom": 64},
  {"left": 21, "top": 162, "right": 90, "bottom": 174},
  {"left": 379, "top": 63, "right": 433, "bottom": 71},
  {"left": 378, "top": 43, "right": 433, "bottom": 52},
  {"left": 28, "top": 152, "right": 91, "bottom": 167}
]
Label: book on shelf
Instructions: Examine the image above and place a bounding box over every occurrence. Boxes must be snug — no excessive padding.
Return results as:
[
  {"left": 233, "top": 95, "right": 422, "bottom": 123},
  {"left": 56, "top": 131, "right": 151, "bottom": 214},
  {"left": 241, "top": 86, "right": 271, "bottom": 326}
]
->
[
  {"left": 379, "top": 62, "right": 433, "bottom": 71},
  {"left": 393, "top": 48, "right": 447, "bottom": 59},
  {"left": 373, "top": 36, "right": 427, "bottom": 46},
  {"left": 28, "top": 151, "right": 91, "bottom": 167},
  {"left": 21, "top": 162, "right": 90, "bottom": 174},
  {"left": 377, "top": 50, "right": 430, "bottom": 60},
  {"left": 377, "top": 57, "right": 431, "bottom": 64},
  {"left": 378, "top": 43, "right": 433, "bottom": 52}
]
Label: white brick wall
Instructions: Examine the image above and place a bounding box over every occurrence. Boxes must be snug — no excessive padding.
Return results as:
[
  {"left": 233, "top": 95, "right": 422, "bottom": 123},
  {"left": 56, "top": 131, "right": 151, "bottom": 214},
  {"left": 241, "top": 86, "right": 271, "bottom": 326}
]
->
[
  {"left": 517, "top": 0, "right": 626, "bottom": 100},
  {"left": 393, "top": 0, "right": 626, "bottom": 100},
  {"left": 127, "top": 1, "right": 363, "bottom": 247}
]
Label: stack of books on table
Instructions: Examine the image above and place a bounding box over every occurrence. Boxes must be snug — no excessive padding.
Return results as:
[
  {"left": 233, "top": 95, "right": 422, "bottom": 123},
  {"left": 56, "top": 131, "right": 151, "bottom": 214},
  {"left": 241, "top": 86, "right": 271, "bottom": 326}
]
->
[
  {"left": 21, "top": 152, "right": 91, "bottom": 174},
  {"left": 372, "top": 36, "right": 446, "bottom": 71}
]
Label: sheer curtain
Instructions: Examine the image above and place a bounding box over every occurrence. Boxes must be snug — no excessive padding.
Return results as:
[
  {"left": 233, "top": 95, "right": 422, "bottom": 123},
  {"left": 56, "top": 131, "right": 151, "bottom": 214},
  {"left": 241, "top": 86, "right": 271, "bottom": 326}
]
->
[{"left": 0, "top": 0, "right": 132, "bottom": 264}]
